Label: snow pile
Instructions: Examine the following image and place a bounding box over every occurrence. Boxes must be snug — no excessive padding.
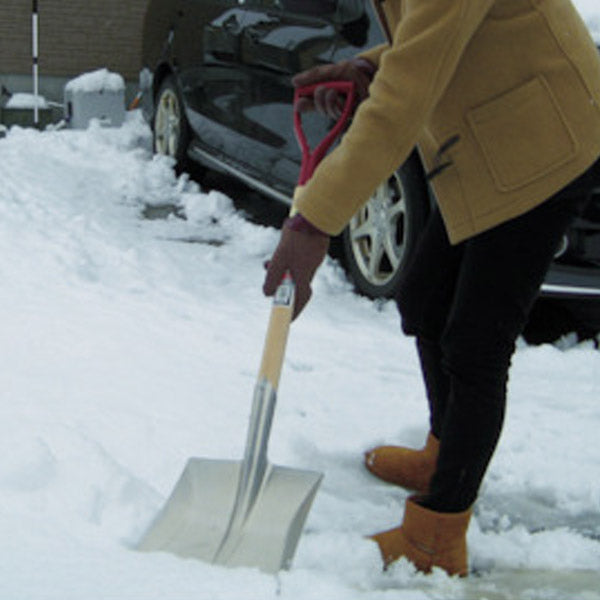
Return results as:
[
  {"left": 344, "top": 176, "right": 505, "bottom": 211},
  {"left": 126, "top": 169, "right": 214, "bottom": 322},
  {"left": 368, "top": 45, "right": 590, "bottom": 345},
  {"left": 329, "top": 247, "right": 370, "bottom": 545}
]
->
[{"left": 5, "top": 92, "right": 49, "bottom": 110}]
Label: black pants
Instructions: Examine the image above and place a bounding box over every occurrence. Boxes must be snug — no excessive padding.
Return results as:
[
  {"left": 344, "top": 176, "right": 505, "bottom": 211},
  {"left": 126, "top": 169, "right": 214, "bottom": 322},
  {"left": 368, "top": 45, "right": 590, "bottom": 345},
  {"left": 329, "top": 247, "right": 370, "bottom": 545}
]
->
[{"left": 395, "top": 160, "right": 598, "bottom": 513}]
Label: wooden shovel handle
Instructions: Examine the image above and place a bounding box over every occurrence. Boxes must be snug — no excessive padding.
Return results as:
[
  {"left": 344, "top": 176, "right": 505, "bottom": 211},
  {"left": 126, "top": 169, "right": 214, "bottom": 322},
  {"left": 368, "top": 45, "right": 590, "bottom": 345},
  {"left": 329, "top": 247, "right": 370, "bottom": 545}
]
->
[{"left": 258, "top": 273, "right": 295, "bottom": 390}]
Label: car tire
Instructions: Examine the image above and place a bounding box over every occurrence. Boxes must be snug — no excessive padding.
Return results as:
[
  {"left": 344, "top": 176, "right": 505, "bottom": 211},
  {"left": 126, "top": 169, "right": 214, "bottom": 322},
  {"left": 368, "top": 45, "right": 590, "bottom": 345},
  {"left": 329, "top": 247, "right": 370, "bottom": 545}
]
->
[
  {"left": 333, "top": 151, "right": 429, "bottom": 299},
  {"left": 153, "top": 75, "right": 191, "bottom": 173}
]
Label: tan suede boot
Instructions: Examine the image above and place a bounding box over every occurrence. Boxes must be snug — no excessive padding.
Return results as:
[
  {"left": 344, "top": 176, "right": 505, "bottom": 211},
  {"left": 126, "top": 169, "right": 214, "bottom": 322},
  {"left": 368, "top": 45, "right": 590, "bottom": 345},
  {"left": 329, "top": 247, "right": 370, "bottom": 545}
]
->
[
  {"left": 370, "top": 496, "right": 472, "bottom": 577},
  {"left": 364, "top": 432, "right": 439, "bottom": 493}
]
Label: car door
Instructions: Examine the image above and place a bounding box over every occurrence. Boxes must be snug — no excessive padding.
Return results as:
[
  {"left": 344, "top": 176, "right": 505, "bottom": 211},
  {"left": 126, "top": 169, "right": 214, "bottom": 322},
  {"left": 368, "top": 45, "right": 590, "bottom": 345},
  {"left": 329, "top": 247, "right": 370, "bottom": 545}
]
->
[
  {"left": 173, "top": 1, "right": 251, "bottom": 163},
  {"left": 210, "top": 0, "right": 340, "bottom": 196},
  {"left": 228, "top": 0, "right": 385, "bottom": 197}
]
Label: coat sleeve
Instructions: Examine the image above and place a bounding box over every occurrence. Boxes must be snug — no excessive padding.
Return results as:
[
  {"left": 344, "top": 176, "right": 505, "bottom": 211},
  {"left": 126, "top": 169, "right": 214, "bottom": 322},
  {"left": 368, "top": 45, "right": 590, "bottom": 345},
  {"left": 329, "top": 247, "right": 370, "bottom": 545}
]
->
[
  {"left": 359, "top": 43, "right": 388, "bottom": 67},
  {"left": 294, "top": 0, "right": 494, "bottom": 235}
]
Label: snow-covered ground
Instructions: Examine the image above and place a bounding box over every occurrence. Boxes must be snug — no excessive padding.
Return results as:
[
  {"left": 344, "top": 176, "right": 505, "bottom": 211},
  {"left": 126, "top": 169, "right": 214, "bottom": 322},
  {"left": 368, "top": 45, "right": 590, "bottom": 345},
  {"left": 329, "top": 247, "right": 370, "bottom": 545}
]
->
[
  {"left": 1, "top": 111, "right": 598, "bottom": 600},
  {"left": 1, "top": 5, "right": 600, "bottom": 598}
]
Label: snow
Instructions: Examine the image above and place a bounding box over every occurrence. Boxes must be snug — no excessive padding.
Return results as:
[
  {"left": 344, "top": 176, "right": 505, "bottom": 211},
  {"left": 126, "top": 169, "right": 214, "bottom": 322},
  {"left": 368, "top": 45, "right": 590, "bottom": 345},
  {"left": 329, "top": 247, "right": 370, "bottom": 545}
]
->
[
  {"left": 0, "top": 4, "right": 599, "bottom": 597},
  {"left": 0, "top": 110, "right": 598, "bottom": 600},
  {"left": 575, "top": 0, "right": 600, "bottom": 42},
  {"left": 5, "top": 93, "right": 48, "bottom": 110},
  {"left": 64, "top": 68, "right": 125, "bottom": 94}
]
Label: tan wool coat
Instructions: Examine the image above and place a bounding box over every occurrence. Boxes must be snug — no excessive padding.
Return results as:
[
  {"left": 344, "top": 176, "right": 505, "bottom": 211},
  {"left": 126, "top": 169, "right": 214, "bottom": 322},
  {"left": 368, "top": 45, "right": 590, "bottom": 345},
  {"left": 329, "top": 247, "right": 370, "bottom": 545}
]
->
[{"left": 294, "top": 0, "right": 600, "bottom": 244}]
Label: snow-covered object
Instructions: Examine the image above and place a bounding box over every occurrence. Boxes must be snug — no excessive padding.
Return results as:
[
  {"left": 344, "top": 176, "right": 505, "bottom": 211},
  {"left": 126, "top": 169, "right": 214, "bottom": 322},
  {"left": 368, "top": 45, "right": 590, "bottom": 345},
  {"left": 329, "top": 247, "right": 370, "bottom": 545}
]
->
[
  {"left": 64, "top": 68, "right": 125, "bottom": 129},
  {"left": 64, "top": 68, "right": 125, "bottom": 94},
  {"left": 5, "top": 93, "right": 49, "bottom": 110}
]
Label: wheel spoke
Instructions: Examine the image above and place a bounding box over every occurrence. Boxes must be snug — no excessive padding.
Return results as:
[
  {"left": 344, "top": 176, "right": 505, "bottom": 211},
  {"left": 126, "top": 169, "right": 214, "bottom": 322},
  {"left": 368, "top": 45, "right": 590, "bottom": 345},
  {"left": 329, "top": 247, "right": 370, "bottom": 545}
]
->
[
  {"left": 383, "top": 203, "right": 404, "bottom": 270},
  {"left": 367, "top": 232, "right": 385, "bottom": 279},
  {"left": 351, "top": 212, "right": 376, "bottom": 242},
  {"left": 382, "top": 232, "right": 401, "bottom": 271},
  {"left": 388, "top": 198, "right": 406, "bottom": 221}
]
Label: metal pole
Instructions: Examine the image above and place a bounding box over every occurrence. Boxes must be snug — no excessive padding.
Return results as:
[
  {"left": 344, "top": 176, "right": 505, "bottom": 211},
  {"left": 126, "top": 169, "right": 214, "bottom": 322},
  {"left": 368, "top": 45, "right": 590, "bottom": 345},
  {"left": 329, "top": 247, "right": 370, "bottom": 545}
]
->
[{"left": 32, "top": 0, "right": 39, "bottom": 125}]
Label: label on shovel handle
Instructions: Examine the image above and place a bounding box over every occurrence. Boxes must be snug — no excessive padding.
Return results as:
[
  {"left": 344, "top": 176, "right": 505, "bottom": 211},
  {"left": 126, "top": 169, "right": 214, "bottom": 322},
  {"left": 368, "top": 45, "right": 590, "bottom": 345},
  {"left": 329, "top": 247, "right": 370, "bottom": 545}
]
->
[{"left": 274, "top": 275, "right": 295, "bottom": 308}]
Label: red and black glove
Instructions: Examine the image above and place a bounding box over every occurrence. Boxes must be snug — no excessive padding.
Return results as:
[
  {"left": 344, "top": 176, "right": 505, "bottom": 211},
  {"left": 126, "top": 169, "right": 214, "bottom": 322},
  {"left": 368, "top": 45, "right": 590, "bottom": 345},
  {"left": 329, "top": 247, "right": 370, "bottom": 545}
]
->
[
  {"left": 292, "top": 58, "right": 376, "bottom": 119},
  {"left": 263, "top": 214, "right": 330, "bottom": 320}
]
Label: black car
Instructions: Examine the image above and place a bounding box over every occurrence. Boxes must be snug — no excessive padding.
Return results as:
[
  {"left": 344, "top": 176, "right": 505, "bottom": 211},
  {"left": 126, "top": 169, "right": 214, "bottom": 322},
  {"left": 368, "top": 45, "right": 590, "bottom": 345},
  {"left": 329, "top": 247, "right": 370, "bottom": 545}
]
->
[{"left": 140, "top": 0, "right": 600, "bottom": 339}]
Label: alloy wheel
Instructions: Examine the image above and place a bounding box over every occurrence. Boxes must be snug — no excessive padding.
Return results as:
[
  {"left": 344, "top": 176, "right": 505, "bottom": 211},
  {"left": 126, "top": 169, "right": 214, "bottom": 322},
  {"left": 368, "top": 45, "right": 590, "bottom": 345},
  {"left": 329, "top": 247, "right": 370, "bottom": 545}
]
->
[
  {"left": 154, "top": 88, "right": 182, "bottom": 158},
  {"left": 346, "top": 173, "right": 407, "bottom": 290}
]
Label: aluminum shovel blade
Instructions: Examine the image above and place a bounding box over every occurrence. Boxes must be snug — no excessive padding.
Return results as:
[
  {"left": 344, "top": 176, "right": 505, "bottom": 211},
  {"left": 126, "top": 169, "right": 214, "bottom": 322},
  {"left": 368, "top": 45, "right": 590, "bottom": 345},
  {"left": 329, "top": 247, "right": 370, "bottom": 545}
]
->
[
  {"left": 136, "top": 457, "right": 322, "bottom": 573},
  {"left": 137, "top": 275, "right": 322, "bottom": 573}
]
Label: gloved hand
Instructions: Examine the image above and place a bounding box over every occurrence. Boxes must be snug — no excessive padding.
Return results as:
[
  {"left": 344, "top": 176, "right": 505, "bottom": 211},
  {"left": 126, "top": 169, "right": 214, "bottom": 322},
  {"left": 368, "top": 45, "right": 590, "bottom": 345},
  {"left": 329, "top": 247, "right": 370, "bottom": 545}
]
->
[
  {"left": 263, "top": 214, "right": 330, "bottom": 320},
  {"left": 293, "top": 58, "right": 376, "bottom": 119}
]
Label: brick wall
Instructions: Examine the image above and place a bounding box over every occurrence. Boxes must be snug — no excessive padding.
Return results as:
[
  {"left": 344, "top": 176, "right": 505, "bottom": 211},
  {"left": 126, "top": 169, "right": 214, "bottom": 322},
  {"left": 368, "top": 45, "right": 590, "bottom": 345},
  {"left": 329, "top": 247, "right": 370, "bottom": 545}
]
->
[{"left": 0, "top": 0, "right": 149, "bottom": 81}]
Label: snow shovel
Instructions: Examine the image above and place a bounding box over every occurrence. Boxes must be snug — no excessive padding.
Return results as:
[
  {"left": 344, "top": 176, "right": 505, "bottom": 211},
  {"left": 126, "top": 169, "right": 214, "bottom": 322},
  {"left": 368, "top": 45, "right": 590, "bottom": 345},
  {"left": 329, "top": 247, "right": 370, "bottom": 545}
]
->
[
  {"left": 136, "top": 274, "right": 320, "bottom": 573},
  {"left": 137, "top": 81, "right": 355, "bottom": 574}
]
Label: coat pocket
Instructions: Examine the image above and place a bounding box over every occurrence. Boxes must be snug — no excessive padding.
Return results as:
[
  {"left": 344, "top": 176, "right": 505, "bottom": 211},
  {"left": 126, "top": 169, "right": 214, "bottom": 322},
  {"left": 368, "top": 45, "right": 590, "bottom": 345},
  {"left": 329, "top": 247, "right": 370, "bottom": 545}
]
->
[{"left": 467, "top": 76, "right": 578, "bottom": 192}]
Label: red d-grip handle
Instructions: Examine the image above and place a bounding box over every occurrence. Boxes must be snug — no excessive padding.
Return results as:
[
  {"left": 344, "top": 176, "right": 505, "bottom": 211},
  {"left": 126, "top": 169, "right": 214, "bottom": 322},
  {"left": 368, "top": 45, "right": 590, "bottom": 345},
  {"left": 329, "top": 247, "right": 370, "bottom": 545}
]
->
[{"left": 293, "top": 81, "right": 355, "bottom": 185}]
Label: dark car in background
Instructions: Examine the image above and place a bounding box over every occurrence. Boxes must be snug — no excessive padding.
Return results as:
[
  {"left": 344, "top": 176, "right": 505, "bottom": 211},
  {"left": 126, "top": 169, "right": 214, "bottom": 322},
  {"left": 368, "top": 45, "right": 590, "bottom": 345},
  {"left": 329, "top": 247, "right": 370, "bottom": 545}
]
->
[{"left": 139, "top": 0, "right": 600, "bottom": 341}]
